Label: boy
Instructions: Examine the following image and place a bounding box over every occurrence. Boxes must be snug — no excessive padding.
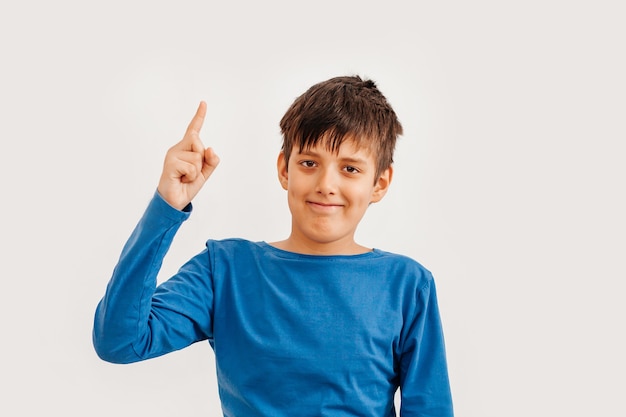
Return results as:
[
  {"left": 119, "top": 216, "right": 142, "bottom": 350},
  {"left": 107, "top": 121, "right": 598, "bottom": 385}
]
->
[{"left": 93, "top": 75, "right": 453, "bottom": 416}]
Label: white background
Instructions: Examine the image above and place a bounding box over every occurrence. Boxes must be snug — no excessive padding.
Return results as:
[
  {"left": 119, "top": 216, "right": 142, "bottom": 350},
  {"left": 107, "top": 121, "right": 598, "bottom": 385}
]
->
[{"left": 1, "top": 1, "right": 624, "bottom": 416}]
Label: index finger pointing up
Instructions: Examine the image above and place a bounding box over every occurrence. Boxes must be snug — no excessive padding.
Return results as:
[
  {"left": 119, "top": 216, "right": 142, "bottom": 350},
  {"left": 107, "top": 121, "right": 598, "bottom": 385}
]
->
[{"left": 185, "top": 101, "right": 207, "bottom": 136}]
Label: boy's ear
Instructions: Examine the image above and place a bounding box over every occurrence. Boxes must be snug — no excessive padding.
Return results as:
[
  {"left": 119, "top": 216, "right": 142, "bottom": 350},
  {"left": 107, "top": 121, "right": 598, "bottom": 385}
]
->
[
  {"left": 370, "top": 166, "right": 393, "bottom": 203},
  {"left": 277, "top": 152, "right": 289, "bottom": 190}
]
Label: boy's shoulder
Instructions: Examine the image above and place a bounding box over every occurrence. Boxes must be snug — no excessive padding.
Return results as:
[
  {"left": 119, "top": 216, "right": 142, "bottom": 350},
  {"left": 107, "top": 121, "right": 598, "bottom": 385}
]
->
[
  {"left": 371, "top": 247, "right": 435, "bottom": 284},
  {"left": 373, "top": 247, "right": 432, "bottom": 271}
]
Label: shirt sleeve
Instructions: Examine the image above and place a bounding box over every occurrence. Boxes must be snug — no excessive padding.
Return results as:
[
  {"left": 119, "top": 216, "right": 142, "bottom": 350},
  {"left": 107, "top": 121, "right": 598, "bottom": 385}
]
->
[
  {"left": 92, "top": 192, "right": 214, "bottom": 364},
  {"left": 399, "top": 276, "right": 454, "bottom": 417}
]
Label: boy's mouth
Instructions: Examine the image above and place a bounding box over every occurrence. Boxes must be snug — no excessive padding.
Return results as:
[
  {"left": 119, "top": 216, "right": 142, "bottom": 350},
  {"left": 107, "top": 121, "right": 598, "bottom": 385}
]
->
[{"left": 306, "top": 201, "right": 343, "bottom": 211}]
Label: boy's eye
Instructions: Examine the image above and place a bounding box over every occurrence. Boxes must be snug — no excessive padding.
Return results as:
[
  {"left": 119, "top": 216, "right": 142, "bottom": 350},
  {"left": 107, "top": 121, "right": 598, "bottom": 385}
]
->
[
  {"left": 344, "top": 166, "right": 360, "bottom": 174},
  {"left": 300, "top": 160, "right": 316, "bottom": 168}
]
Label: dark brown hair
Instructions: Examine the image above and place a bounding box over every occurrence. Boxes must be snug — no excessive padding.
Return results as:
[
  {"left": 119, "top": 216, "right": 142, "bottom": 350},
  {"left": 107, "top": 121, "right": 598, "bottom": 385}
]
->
[{"left": 279, "top": 75, "right": 403, "bottom": 179}]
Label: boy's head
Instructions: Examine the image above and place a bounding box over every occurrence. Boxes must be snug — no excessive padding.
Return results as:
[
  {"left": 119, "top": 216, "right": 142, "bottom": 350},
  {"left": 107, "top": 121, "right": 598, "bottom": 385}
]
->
[{"left": 279, "top": 75, "right": 403, "bottom": 180}]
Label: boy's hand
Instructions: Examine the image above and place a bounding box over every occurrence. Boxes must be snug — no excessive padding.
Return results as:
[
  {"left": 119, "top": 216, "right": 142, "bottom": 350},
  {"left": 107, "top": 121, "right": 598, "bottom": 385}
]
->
[{"left": 157, "top": 101, "right": 220, "bottom": 210}]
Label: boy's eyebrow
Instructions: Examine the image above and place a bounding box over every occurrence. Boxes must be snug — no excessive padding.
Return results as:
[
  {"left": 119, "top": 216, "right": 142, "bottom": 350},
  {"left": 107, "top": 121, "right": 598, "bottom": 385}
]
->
[
  {"left": 297, "top": 150, "right": 369, "bottom": 165},
  {"left": 341, "top": 157, "right": 369, "bottom": 165}
]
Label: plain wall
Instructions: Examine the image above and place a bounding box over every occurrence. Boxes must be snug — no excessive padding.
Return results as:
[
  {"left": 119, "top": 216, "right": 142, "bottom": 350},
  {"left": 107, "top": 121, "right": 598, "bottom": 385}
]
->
[{"left": 1, "top": 1, "right": 624, "bottom": 415}]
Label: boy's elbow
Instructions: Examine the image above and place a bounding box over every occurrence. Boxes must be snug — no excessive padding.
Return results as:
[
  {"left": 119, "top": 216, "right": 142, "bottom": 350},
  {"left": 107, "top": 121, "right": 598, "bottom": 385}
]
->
[
  {"left": 92, "top": 303, "right": 144, "bottom": 364},
  {"left": 92, "top": 328, "right": 140, "bottom": 364}
]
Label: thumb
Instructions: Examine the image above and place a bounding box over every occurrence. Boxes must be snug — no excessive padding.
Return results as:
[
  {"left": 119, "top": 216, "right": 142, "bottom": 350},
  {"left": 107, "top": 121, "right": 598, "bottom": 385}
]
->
[{"left": 201, "top": 147, "right": 220, "bottom": 179}]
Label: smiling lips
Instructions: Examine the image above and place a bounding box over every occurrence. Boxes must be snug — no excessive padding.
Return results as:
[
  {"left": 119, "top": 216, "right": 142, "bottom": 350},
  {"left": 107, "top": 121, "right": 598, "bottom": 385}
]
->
[{"left": 307, "top": 201, "right": 343, "bottom": 212}]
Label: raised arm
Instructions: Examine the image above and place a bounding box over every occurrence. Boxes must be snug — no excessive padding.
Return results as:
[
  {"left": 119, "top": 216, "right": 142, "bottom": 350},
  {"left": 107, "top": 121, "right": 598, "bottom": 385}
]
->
[
  {"left": 93, "top": 103, "right": 218, "bottom": 363},
  {"left": 158, "top": 101, "right": 220, "bottom": 210}
]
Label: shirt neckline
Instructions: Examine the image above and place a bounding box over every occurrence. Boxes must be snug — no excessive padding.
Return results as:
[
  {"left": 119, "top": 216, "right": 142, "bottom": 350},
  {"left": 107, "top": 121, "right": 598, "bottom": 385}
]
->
[{"left": 257, "top": 241, "right": 383, "bottom": 260}]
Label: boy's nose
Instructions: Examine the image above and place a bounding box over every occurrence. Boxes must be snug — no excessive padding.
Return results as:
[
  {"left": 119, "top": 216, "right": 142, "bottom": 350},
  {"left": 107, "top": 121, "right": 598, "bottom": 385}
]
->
[{"left": 315, "top": 168, "right": 338, "bottom": 195}]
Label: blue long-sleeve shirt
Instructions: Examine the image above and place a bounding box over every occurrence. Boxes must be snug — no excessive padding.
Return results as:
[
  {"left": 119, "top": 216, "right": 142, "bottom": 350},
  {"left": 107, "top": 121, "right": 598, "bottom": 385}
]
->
[{"left": 93, "top": 193, "right": 453, "bottom": 416}]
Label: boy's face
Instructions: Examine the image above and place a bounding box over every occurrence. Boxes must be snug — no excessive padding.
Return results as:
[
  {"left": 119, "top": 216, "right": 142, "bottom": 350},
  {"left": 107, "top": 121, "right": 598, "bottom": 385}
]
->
[{"left": 277, "top": 138, "right": 392, "bottom": 254}]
